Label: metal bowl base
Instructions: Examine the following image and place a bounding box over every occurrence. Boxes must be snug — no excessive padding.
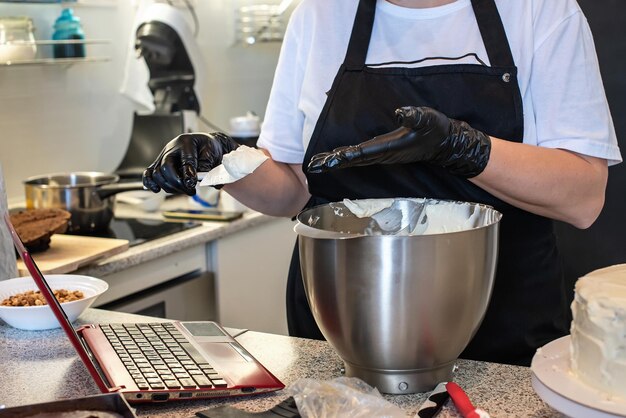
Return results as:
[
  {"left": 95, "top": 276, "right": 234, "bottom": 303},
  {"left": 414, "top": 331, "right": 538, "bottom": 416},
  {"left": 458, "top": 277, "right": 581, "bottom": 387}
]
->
[{"left": 343, "top": 359, "right": 455, "bottom": 394}]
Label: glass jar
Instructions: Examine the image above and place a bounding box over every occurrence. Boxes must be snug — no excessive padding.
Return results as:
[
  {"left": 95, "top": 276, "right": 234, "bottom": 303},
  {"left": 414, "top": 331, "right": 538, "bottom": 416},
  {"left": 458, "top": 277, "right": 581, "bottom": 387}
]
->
[{"left": 0, "top": 16, "right": 37, "bottom": 64}]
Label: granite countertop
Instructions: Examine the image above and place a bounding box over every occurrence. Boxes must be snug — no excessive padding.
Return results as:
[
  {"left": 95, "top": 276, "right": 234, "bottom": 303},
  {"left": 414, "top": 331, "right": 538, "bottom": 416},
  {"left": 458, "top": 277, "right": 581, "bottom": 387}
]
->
[
  {"left": 0, "top": 308, "right": 558, "bottom": 417},
  {"left": 74, "top": 197, "right": 286, "bottom": 278}
]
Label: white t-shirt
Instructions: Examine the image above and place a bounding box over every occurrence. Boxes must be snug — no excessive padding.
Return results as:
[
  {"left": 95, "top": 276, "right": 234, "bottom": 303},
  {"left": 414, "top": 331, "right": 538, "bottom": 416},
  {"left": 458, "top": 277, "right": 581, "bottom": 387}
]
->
[{"left": 257, "top": 0, "right": 622, "bottom": 166}]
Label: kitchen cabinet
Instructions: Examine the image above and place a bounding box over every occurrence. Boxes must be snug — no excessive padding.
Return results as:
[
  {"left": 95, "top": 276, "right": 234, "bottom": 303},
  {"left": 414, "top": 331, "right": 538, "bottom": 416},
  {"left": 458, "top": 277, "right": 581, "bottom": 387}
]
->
[
  {"left": 93, "top": 241, "right": 219, "bottom": 322},
  {"left": 82, "top": 204, "right": 296, "bottom": 333},
  {"left": 93, "top": 244, "right": 208, "bottom": 306},
  {"left": 210, "top": 216, "right": 295, "bottom": 336}
]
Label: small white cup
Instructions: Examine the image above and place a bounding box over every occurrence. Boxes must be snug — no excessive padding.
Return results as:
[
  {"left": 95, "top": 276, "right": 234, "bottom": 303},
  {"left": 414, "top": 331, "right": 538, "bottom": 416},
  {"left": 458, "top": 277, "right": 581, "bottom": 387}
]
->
[
  {"left": 188, "top": 186, "right": 220, "bottom": 208},
  {"left": 229, "top": 112, "right": 261, "bottom": 138}
]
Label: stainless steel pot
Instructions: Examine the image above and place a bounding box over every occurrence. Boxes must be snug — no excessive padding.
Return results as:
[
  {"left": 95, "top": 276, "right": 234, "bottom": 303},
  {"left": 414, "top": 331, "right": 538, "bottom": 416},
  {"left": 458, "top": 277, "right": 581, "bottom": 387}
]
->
[
  {"left": 295, "top": 198, "right": 502, "bottom": 394},
  {"left": 24, "top": 172, "right": 144, "bottom": 234}
]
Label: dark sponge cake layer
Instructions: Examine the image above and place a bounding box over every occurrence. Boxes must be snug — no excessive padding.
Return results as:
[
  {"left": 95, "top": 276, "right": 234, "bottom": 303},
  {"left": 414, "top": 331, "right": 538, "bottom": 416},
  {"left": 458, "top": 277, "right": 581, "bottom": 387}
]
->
[{"left": 10, "top": 208, "right": 71, "bottom": 253}]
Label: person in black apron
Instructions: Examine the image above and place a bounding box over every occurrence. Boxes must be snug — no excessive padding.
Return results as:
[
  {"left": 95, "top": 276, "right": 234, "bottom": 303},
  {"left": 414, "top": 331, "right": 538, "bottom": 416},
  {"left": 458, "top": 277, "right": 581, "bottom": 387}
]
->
[
  {"left": 285, "top": 0, "right": 569, "bottom": 367},
  {"left": 143, "top": 0, "right": 610, "bottom": 367}
]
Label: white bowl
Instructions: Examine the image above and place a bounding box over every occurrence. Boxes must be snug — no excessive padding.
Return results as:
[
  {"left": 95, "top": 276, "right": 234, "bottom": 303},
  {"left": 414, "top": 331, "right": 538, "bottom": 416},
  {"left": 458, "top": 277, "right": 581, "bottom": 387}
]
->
[{"left": 0, "top": 275, "right": 108, "bottom": 331}]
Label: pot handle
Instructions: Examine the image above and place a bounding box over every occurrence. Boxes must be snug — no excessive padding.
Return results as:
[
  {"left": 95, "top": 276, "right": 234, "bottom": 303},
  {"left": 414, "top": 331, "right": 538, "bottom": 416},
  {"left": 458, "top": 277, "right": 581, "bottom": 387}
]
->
[{"left": 96, "top": 181, "right": 146, "bottom": 200}]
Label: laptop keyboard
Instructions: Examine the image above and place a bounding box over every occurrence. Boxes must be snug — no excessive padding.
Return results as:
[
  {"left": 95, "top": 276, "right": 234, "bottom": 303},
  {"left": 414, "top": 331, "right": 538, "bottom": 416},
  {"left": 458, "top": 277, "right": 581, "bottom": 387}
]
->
[{"left": 100, "top": 323, "right": 228, "bottom": 391}]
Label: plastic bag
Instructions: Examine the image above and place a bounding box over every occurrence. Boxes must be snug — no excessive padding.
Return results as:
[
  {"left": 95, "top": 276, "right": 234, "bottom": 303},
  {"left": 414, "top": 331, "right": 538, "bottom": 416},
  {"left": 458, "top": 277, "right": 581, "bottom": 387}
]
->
[{"left": 286, "top": 377, "right": 406, "bottom": 418}]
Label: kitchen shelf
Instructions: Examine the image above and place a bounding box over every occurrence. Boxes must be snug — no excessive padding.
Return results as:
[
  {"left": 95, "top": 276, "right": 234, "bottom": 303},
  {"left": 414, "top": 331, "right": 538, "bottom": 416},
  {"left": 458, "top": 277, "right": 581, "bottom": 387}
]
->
[
  {"left": 0, "top": 38, "right": 111, "bottom": 66},
  {"left": 0, "top": 1, "right": 70, "bottom": 2},
  {"left": 0, "top": 0, "right": 117, "bottom": 7},
  {"left": 1, "top": 56, "right": 110, "bottom": 66}
]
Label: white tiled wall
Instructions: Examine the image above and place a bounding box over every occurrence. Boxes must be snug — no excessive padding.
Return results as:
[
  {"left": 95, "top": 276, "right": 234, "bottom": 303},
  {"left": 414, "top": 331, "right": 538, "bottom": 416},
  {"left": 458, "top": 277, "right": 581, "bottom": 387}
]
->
[{"left": 0, "top": 1, "right": 289, "bottom": 204}]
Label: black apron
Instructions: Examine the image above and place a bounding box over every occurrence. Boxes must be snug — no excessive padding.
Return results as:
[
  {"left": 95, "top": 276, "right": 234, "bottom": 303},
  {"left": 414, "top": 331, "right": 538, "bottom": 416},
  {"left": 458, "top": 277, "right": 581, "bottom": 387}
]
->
[{"left": 287, "top": 0, "right": 569, "bottom": 366}]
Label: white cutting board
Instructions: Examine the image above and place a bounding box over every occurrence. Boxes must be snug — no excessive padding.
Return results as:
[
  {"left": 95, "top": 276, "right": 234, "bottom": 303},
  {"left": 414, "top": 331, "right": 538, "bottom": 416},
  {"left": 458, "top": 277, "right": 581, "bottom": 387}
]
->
[{"left": 16, "top": 234, "right": 129, "bottom": 275}]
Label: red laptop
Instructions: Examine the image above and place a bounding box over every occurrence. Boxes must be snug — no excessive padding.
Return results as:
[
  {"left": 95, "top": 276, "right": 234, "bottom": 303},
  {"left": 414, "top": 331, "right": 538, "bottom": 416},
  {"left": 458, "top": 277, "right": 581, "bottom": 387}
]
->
[{"left": 3, "top": 213, "right": 284, "bottom": 403}]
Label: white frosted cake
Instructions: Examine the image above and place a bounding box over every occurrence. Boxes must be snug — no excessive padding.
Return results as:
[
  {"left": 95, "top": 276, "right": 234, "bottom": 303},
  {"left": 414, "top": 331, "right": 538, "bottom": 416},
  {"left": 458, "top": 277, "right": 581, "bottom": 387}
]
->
[{"left": 570, "top": 264, "right": 626, "bottom": 399}]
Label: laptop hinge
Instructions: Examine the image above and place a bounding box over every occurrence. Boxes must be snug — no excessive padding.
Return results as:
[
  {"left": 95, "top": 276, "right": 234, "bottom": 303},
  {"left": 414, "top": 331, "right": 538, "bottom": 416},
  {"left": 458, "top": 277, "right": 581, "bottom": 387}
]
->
[{"left": 77, "top": 326, "right": 125, "bottom": 393}]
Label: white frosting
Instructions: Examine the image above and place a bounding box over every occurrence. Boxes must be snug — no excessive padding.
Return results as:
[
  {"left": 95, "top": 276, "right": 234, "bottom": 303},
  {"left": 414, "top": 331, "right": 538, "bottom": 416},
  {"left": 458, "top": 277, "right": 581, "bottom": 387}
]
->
[
  {"left": 420, "top": 200, "right": 484, "bottom": 235},
  {"left": 199, "top": 146, "right": 268, "bottom": 187},
  {"left": 343, "top": 198, "right": 394, "bottom": 218},
  {"left": 570, "top": 264, "right": 626, "bottom": 400},
  {"left": 342, "top": 198, "right": 490, "bottom": 235}
]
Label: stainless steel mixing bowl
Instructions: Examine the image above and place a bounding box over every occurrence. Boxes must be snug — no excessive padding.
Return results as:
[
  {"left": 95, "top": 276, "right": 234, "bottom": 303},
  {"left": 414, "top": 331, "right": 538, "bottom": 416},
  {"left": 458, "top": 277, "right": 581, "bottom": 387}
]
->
[{"left": 295, "top": 198, "right": 502, "bottom": 394}]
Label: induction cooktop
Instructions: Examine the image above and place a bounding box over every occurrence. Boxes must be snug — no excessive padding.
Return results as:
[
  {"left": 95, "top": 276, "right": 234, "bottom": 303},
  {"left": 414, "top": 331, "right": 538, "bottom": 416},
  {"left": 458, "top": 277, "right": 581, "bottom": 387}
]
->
[{"left": 96, "top": 217, "right": 202, "bottom": 247}]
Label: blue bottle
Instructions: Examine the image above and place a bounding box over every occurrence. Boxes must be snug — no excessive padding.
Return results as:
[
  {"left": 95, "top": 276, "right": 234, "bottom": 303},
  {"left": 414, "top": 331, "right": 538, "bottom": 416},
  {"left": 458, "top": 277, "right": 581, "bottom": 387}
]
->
[{"left": 52, "top": 8, "right": 85, "bottom": 58}]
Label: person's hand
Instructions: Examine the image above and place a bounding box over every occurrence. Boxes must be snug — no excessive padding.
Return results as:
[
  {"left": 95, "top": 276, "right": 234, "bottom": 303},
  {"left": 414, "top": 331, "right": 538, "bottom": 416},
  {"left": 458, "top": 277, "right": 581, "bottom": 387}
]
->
[
  {"left": 143, "top": 132, "right": 239, "bottom": 196},
  {"left": 307, "top": 106, "right": 491, "bottom": 178}
]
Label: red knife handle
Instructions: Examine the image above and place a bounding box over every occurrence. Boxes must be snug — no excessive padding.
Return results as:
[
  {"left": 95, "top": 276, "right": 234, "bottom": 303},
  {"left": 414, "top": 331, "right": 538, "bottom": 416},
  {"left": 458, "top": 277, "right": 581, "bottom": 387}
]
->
[{"left": 446, "top": 382, "right": 481, "bottom": 418}]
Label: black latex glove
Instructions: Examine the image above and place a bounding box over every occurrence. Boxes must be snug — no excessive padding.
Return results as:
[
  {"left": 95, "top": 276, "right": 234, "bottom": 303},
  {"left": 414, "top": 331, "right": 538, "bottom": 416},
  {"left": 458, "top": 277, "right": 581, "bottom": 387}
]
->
[
  {"left": 307, "top": 106, "right": 491, "bottom": 178},
  {"left": 143, "top": 132, "right": 239, "bottom": 196}
]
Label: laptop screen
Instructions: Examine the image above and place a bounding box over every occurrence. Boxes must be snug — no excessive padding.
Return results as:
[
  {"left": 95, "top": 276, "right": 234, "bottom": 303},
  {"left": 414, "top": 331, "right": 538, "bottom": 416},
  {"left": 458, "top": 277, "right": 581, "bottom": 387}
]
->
[{"left": 3, "top": 213, "right": 112, "bottom": 393}]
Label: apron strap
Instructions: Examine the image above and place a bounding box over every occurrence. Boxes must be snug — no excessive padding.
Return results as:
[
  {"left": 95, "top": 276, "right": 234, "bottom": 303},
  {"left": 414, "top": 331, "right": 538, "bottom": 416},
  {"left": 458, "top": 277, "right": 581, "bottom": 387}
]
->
[
  {"left": 345, "top": 0, "right": 376, "bottom": 68},
  {"left": 471, "top": 0, "right": 515, "bottom": 67},
  {"left": 344, "top": 0, "right": 515, "bottom": 68}
]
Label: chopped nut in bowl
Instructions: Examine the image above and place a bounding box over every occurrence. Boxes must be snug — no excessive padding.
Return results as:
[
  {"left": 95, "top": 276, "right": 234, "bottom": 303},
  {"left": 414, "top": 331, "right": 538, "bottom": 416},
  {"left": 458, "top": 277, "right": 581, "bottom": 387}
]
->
[{"left": 0, "top": 274, "right": 108, "bottom": 330}]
